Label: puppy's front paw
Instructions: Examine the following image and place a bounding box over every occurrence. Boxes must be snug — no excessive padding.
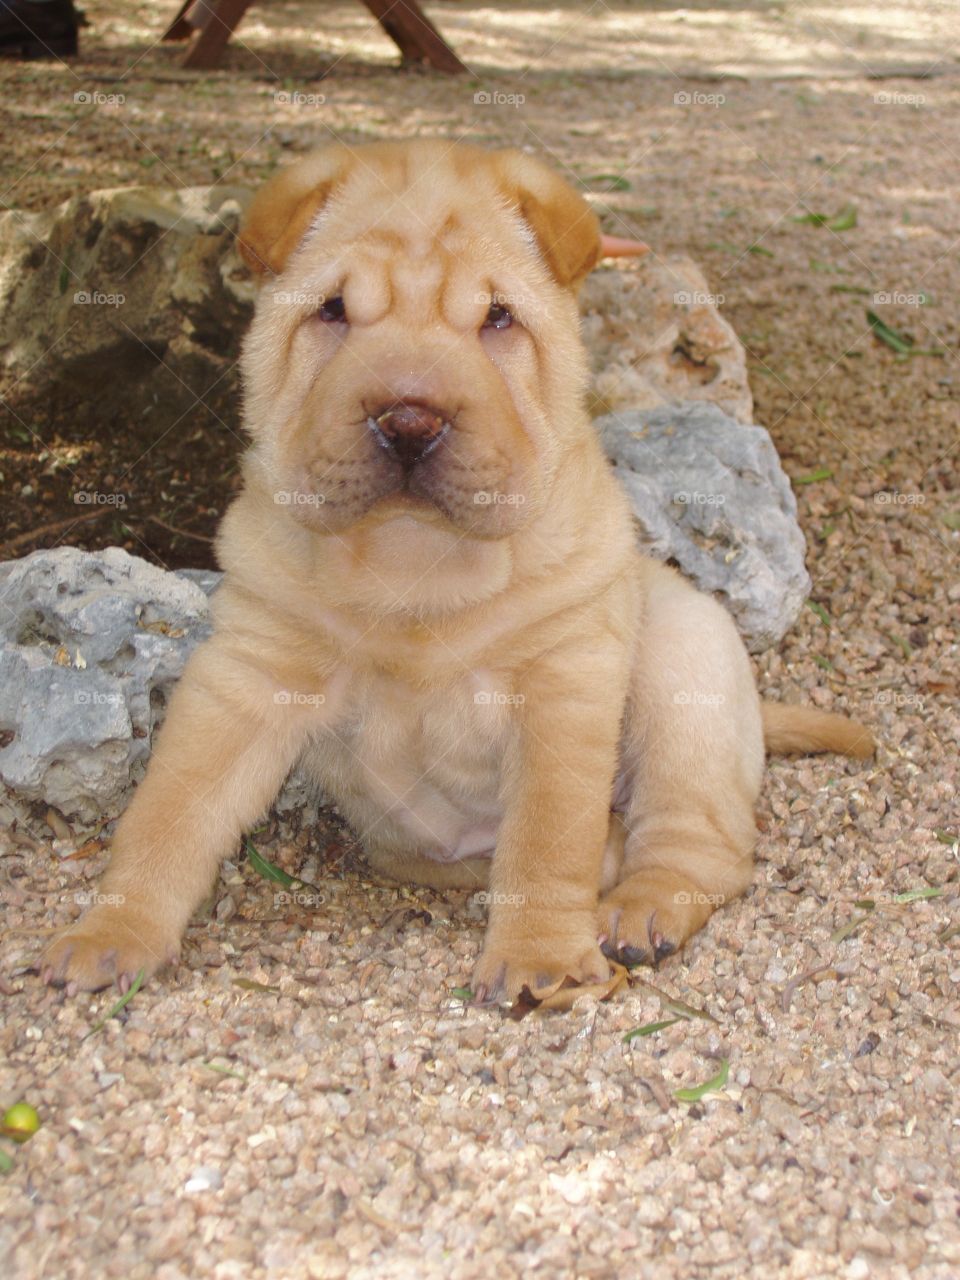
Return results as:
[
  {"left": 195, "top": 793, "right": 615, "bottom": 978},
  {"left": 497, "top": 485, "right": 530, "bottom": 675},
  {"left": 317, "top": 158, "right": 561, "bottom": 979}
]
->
[
  {"left": 598, "top": 868, "right": 715, "bottom": 968},
  {"left": 472, "top": 912, "right": 610, "bottom": 1004},
  {"left": 40, "top": 903, "right": 181, "bottom": 994}
]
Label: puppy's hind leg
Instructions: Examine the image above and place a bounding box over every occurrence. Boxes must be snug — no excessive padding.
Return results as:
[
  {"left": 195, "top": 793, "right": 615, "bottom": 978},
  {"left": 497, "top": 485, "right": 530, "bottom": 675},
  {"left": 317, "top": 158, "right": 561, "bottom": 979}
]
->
[
  {"left": 366, "top": 847, "right": 492, "bottom": 892},
  {"left": 599, "top": 565, "right": 764, "bottom": 966}
]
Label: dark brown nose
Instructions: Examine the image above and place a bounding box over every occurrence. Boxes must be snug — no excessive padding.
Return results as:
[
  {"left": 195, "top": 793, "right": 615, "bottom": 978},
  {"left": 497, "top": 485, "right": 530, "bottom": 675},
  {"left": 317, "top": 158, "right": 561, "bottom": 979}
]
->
[{"left": 370, "top": 400, "right": 450, "bottom": 467}]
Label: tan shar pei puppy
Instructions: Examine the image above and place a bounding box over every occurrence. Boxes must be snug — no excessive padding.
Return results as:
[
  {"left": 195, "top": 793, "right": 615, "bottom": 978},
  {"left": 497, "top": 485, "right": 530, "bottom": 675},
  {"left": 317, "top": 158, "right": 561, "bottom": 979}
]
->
[{"left": 42, "top": 141, "right": 873, "bottom": 1003}]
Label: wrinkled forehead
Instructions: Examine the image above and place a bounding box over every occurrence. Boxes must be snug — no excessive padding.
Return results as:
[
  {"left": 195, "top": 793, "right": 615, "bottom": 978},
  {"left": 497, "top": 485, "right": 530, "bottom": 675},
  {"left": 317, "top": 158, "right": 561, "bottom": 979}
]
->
[{"left": 302, "top": 158, "right": 541, "bottom": 287}]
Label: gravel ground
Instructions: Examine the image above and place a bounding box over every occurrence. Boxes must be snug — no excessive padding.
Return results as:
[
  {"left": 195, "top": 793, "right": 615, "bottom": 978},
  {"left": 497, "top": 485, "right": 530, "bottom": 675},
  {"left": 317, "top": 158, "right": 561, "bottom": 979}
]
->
[{"left": 2, "top": 1, "right": 960, "bottom": 1277}]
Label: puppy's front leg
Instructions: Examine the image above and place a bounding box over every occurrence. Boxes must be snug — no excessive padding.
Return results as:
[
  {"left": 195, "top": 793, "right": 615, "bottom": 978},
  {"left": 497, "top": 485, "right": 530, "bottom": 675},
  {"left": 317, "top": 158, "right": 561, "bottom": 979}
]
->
[
  {"left": 472, "top": 634, "right": 629, "bottom": 1003},
  {"left": 41, "top": 639, "right": 318, "bottom": 992}
]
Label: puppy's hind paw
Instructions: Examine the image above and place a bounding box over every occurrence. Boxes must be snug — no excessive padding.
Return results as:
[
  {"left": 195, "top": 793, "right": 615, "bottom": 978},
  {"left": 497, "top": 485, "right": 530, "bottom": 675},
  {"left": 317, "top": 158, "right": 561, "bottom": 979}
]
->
[{"left": 598, "top": 868, "right": 718, "bottom": 969}]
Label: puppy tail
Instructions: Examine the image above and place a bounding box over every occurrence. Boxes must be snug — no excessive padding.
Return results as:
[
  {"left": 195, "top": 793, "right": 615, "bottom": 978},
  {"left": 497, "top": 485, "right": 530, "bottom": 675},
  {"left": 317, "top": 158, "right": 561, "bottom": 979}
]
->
[{"left": 761, "top": 702, "right": 875, "bottom": 761}]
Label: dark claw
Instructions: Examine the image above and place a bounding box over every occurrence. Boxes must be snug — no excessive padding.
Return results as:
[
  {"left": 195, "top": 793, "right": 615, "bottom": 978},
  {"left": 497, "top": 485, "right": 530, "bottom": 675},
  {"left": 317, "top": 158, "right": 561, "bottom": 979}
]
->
[
  {"left": 652, "top": 938, "right": 677, "bottom": 968},
  {"left": 617, "top": 945, "right": 650, "bottom": 970},
  {"left": 601, "top": 938, "right": 651, "bottom": 969}
]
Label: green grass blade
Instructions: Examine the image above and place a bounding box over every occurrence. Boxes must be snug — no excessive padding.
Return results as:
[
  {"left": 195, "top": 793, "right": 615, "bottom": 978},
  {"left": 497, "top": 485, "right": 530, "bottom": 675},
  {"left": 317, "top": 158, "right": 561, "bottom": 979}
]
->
[
  {"left": 807, "top": 600, "right": 832, "bottom": 628},
  {"left": 623, "top": 1017, "right": 683, "bottom": 1041},
  {"left": 674, "top": 1059, "right": 730, "bottom": 1102},
  {"left": 828, "top": 206, "right": 858, "bottom": 231},
  {"left": 85, "top": 968, "right": 145, "bottom": 1039},
  {"left": 865, "top": 307, "right": 947, "bottom": 353},
  {"left": 867, "top": 310, "right": 918, "bottom": 354},
  {"left": 794, "top": 467, "right": 833, "bottom": 485},
  {"left": 243, "top": 837, "right": 296, "bottom": 887},
  {"left": 832, "top": 914, "right": 872, "bottom": 943},
  {"left": 894, "top": 887, "right": 942, "bottom": 903},
  {"left": 203, "top": 1061, "right": 247, "bottom": 1080},
  {"left": 584, "top": 173, "right": 632, "bottom": 191}
]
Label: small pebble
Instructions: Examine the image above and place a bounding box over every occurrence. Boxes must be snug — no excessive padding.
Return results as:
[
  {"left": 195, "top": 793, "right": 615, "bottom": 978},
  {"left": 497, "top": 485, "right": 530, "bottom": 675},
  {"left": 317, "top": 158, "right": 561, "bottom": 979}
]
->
[{"left": 184, "top": 1167, "right": 223, "bottom": 1194}]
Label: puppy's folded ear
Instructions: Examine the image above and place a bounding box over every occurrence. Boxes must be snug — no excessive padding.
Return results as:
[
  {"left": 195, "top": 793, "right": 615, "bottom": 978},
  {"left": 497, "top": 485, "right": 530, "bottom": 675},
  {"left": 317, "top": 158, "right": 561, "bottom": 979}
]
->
[
  {"left": 237, "top": 147, "right": 349, "bottom": 279},
  {"left": 494, "top": 150, "right": 602, "bottom": 290}
]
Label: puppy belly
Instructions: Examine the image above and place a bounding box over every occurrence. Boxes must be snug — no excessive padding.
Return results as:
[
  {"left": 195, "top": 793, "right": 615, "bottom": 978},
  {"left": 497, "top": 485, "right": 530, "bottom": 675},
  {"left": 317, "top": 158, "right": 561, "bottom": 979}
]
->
[
  {"left": 360, "top": 784, "right": 500, "bottom": 863},
  {"left": 343, "top": 787, "right": 499, "bottom": 864},
  {"left": 424, "top": 820, "right": 499, "bottom": 863},
  {"left": 299, "top": 740, "right": 500, "bottom": 863}
]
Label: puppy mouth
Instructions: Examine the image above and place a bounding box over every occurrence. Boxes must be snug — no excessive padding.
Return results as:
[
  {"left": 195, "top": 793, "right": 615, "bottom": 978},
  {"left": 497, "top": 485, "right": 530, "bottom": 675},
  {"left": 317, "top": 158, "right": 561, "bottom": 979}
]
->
[
  {"left": 292, "top": 421, "right": 456, "bottom": 527},
  {"left": 363, "top": 402, "right": 459, "bottom": 518},
  {"left": 289, "top": 400, "right": 530, "bottom": 535},
  {"left": 375, "top": 469, "right": 456, "bottom": 524}
]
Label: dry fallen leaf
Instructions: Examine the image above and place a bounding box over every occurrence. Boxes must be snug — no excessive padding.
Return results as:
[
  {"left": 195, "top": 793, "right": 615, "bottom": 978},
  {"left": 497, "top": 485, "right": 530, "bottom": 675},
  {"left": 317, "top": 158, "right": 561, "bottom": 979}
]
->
[
  {"left": 62, "top": 836, "right": 108, "bottom": 862},
  {"left": 508, "top": 963, "right": 630, "bottom": 1019}
]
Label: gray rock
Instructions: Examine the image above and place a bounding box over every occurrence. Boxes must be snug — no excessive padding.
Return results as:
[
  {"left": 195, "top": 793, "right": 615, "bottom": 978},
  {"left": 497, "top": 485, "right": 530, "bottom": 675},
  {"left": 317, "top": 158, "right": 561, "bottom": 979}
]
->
[
  {"left": 0, "top": 548, "right": 325, "bottom": 831},
  {"left": 0, "top": 547, "right": 218, "bottom": 824},
  {"left": 598, "top": 402, "right": 810, "bottom": 650}
]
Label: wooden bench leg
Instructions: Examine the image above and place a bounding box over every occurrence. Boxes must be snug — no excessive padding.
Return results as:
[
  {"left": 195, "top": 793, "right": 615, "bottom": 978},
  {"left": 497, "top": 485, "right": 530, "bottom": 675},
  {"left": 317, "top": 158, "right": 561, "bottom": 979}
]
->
[
  {"left": 162, "top": 0, "right": 194, "bottom": 41},
  {"left": 163, "top": 0, "right": 466, "bottom": 73},
  {"left": 179, "top": 0, "right": 255, "bottom": 69},
  {"left": 359, "top": 0, "right": 467, "bottom": 72}
]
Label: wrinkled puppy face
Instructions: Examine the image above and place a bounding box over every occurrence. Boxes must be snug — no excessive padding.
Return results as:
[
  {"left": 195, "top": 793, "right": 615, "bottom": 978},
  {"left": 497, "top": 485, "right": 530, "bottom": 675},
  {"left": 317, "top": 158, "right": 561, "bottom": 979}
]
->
[{"left": 238, "top": 141, "right": 602, "bottom": 539}]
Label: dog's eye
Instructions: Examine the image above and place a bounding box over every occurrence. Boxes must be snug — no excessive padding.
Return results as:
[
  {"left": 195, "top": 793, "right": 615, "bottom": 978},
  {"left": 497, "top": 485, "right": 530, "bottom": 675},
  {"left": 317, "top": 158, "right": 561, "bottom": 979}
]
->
[
  {"left": 483, "top": 302, "right": 513, "bottom": 331},
  {"left": 318, "top": 296, "right": 347, "bottom": 324}
]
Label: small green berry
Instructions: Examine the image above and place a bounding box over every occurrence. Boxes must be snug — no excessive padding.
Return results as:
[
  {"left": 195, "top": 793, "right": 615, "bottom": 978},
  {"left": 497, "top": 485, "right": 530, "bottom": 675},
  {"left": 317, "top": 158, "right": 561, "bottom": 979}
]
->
[{"left": 2, "top": 1103, "right": 40, "bottom": 1143}]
